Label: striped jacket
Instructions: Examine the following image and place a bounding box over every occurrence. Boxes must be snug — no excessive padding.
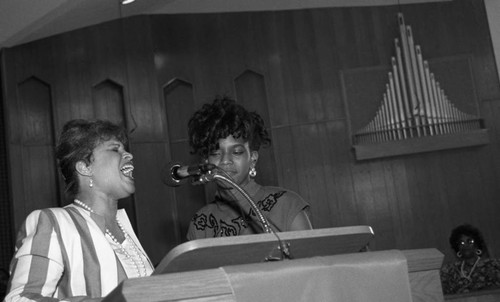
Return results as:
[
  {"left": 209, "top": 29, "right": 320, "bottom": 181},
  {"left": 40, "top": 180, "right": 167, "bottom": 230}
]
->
[{"left": 5, "top": 204, "right": 152, "bottom": 301}]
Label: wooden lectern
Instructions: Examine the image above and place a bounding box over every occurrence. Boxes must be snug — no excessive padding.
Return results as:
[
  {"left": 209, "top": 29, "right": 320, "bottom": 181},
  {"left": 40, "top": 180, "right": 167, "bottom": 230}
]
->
[
  {"left": 156, "top": 225, "right": 374, "bottom": 274},
  {"left": 104, "top": 226, "right": 445, "bottom": 302}
]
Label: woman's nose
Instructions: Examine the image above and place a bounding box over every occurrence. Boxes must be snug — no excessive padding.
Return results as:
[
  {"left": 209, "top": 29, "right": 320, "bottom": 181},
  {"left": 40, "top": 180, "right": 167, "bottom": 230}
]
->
[
  {"left": 122, "top": 151, "right": 133, "bottom": 160},
  {"left": 220, "top": 153, "right": 233, "bottom": 164}
]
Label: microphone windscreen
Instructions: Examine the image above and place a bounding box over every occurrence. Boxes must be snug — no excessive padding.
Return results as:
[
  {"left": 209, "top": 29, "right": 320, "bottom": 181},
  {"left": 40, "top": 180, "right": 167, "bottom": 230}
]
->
[{"left": 161, "top": 162, "right": 188, "bottom": 187}]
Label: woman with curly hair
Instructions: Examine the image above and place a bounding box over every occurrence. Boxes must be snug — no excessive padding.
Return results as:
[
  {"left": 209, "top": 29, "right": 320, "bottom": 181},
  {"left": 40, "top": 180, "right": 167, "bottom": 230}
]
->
[
  {"left": 185, "top": 96, "right": 312, "bottom": 240},
  {"left": 440, "top": 223, "right": 500, "bottom": 295}
]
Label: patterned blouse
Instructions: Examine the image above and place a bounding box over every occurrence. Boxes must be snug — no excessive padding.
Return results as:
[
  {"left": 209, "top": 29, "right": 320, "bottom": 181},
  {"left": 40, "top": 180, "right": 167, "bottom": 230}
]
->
[
  {"left": 440, "top": 257, "right": 500, "bottom": 295},
  {"left": 187, "top": 180, "right": 310, "bottom": 240}
]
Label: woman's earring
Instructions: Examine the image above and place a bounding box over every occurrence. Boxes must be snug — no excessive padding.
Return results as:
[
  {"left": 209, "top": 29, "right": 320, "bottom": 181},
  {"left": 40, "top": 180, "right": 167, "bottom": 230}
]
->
[
  {"left": 456, "top": 251, "right": 462, "bottom": 258},
  {"left": 249, "top": 167, "right": 257, "bottom": 178},
  {"left": 476, "top": 249, "right": 482, "bottom": 256},
  {"left": 89, "top": 178, "right": 93, "bottom": 188}
]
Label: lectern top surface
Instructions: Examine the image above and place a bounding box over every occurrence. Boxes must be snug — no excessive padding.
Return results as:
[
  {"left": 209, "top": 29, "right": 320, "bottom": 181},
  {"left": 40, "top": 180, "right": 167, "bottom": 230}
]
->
[{"left": 155, "top": 225, "right": 374, "bottom": 274}]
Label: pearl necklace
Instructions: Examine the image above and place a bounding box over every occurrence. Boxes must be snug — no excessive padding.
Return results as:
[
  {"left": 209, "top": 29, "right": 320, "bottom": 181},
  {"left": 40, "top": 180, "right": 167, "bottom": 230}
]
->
[
  {"left": 73, "top": 199, "right": 148, "bottom": 277},
  {"left": 74, "top": 198, "right": 95, "bottom": 213},
  {"left": 460, "top": 256, "right": 481, "bottom": 281}
]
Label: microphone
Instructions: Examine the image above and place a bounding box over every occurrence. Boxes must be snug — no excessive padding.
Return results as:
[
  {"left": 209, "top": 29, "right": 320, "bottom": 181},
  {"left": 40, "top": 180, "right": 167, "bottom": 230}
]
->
[{"left": 162, "top": 161, "right": 216, "bottom": 187}]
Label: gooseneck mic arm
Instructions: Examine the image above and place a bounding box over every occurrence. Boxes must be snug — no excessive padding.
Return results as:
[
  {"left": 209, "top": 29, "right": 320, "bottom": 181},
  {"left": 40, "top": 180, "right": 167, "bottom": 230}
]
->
[
  {"left": 198, "top": 171, "right": 273, "bottom": 234},
  {"left": 196, "top": 168, "right": 292, "bottom": 260}
]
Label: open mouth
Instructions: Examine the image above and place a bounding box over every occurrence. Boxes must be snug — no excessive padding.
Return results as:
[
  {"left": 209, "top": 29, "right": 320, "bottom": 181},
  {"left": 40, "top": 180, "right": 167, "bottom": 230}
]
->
[{"left": 121, "top": 163, "right": 134, "bottom": 179}]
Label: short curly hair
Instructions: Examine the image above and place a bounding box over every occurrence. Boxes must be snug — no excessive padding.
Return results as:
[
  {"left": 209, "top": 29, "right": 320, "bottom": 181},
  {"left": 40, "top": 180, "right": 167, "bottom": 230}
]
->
[
  {"left": 55, "top": 119, "right": 128, "bottom": 198},
  {"left": 449, "top": 224, "right": 489, "bottom": 257},
  {"left": 188, "top": 96, "right": 271, "bottom": 157}
]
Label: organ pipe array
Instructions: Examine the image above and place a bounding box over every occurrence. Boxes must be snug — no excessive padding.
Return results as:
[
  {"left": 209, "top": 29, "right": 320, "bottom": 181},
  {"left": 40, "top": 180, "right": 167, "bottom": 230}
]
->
[{"left": 354, "top": 13, "right": 482, "bottom": 145}]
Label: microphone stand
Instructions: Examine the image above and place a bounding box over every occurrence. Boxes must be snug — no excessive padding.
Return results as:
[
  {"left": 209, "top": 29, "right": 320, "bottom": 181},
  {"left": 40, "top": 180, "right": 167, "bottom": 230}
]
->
[{"left": 195, "top": 169, "right": 292, "bottom": 261}]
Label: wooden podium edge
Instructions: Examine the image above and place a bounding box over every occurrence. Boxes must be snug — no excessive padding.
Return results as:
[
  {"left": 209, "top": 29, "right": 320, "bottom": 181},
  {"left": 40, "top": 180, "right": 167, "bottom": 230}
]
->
[{"left": 155, "top": 225, "right": 375, "bottom": 274}]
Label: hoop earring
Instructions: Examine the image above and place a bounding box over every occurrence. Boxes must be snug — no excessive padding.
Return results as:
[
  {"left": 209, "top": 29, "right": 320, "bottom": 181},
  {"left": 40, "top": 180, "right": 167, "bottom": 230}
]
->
[
  {"left": 456, "top": 251, "right": 462, "bottom": 258},
  {"left": 89, "top": 178, "right": 94, "bottom": 188},
  {"left": 476, "top": 249, "right": 482, "bottom": 256},
  {"left": 249, "top": 167, "right": 257, "bottom": 178}
]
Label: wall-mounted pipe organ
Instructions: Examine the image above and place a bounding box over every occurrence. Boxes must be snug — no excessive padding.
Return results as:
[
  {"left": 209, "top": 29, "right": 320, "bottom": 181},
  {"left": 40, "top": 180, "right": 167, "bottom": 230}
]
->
[{"left": 342, "top": 13, "right": 489, "bottom": 161}]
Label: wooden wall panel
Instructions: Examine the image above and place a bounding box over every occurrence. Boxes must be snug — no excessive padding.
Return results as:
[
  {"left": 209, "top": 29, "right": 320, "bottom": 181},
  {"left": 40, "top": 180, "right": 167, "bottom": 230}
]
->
[
  {"left": 163, "top": 79, "right": 206, "bottom": 243},
  {"left": 291, "top": 122, "right": 347, "bottom": 229},
  {"left": 92, "top": 80, "right": 126, "bottom": 124},
  {"left": 475, "top": 99, "right": 500, "bottom": 258},
  {"left": 131, "top": 142, "right": 177, "bottom": 264},
  {"left": 191, "top": 14, "right": 234, "bottom": 101},
  {"left": 322, "top": 120, "right": 358, "bottom": 227},
  {"left": 3, "top": 0, "right": 500, "bottom": 267},
  {"left": 234, "top": 70, "right": 278, "bottom": 187},
  {"left": 87, "top": 22, "right": 127, "bottom": 87},
  {"left": 121, "top": 16, "right": 164, "bottom": 142},
  {"left": 309, "top": 10, "right": 348, "bottom": 121},
  {"left": 20, "top": 146, "right": 58, "bottom": 208},
  {"left": 8, "top": 76, "right": 59, "bottom": 229},
  {"left": 220, "top": 13, "right": 264, "bottom": 80},
  {"left": 0, "top": 57, "right": 13, "bottom": 271}
]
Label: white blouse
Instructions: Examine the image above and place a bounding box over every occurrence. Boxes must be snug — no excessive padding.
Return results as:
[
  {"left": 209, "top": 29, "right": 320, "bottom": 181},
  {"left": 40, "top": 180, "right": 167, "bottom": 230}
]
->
[{"left": 107, "top": 234, "right": 154, "bottom": 278}]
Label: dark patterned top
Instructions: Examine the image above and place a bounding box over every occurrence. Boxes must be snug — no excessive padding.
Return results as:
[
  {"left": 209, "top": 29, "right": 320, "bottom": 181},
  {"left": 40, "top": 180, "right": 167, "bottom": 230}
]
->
[
  {"left": 440, "top": 257, "right": 500, "bottom": 295},
  {"left": 186, "top": 180, "right": 310, "bottom": 240}
]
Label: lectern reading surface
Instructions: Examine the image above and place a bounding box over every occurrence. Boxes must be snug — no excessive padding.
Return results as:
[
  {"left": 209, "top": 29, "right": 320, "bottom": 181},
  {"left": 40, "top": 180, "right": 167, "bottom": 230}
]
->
[{"left": 155, "top": 225, "right": 374, "bottom": 274}]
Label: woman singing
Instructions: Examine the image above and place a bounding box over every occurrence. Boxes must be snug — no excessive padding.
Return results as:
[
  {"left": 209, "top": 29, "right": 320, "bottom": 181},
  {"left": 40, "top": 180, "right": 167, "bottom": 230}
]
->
[{"left": 5, "top": 119, "right": 154, "bottom": 301}]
